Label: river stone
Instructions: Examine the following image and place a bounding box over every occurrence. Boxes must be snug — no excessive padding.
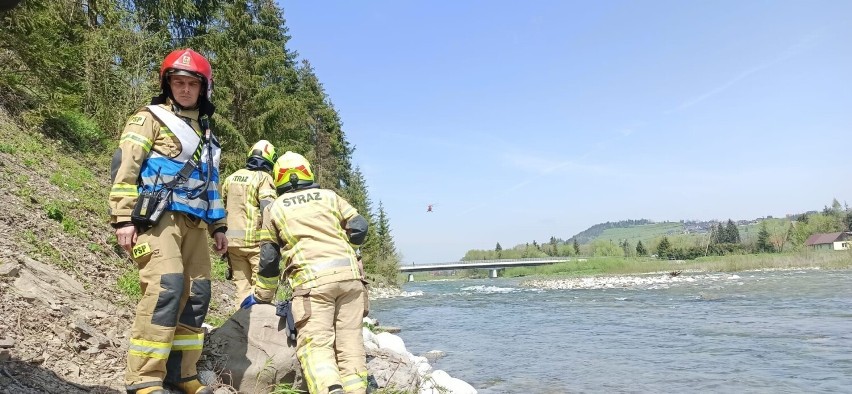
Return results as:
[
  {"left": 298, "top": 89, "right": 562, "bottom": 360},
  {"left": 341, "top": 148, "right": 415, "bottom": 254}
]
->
[
  {"left": 375, "top": 332, "right": 408, "bottom": 355},
  {"left": 422, "top": 370, "right": 477, "bottom": 394},
  {"left": 362, "top": 327, "right": 378, "bottom": 346},
  {"left": 366, "top": 346, "right": 420, "bottom": 392},
  {"left": 423, "top": 350, "right": 446, "bottom": 362}
]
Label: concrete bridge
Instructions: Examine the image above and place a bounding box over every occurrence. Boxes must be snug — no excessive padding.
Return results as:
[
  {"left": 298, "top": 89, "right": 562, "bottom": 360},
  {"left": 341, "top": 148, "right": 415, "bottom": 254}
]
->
[{"left": 399, "top": 257, "right": 571, "bottom": 281}]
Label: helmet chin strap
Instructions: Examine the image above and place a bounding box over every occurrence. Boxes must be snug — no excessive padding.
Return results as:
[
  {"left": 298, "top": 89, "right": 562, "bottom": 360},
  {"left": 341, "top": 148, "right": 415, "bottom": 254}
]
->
[{"left": 289, "top": 174, "right": 300, "bottom": 190}]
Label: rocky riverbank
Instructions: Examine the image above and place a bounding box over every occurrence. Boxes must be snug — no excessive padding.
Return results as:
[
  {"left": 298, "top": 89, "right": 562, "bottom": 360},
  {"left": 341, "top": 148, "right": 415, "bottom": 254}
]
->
[
  {"left": 366, "top": 285, "right": 477, "bottom": 393},
  {"left": 362, "top": 317, "right": 477, "bottom": 394}
]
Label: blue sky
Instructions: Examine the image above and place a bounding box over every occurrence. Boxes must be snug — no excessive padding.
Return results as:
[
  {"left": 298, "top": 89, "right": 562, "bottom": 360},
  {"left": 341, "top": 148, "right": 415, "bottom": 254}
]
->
[{"left": 279, "top": 0, "right": 852, "bottom": 263}]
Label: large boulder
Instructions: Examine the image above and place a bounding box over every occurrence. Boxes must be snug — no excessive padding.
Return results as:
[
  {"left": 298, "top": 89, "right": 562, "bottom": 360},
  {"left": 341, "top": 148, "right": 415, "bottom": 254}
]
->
[
  {"left": 366, "top": 346, "right": 421, "bottom": 392},
  {"left": 202, "top": 305, "right": 306, "bottom": 394}
]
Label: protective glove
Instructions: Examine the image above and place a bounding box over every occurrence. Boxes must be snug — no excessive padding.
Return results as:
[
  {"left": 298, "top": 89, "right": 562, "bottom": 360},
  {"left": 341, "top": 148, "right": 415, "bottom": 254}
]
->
[{"left": 240, "top": 294, "right": 260, "bottom": 309}]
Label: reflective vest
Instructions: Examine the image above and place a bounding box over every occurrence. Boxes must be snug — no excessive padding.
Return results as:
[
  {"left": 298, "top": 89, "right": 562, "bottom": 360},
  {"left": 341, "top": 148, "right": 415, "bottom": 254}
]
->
[{"left": 138, "top": 105, "right": 225, "bottom": 223}]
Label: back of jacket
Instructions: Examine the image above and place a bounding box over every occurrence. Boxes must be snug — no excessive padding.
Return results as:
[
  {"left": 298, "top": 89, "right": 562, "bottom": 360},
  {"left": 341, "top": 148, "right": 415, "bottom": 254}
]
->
[
  {"left": 222, "top": 168, "right": 276, "bottom": 247},
  {"left": 264, "top": 187, "right": 362, "bottom": 289}
]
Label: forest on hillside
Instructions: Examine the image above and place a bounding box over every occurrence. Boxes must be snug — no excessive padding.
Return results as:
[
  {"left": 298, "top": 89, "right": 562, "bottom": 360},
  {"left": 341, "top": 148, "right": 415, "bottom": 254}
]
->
[{"left": 0, "top": 0, "right": 400, "bottom": 281}]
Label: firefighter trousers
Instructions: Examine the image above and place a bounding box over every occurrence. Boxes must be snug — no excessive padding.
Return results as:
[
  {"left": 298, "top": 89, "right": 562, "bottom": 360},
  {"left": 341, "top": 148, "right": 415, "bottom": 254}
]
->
[
  {"left": 292, "top": 279, "right": 369, "bottom": 394},
  {"left": 227, "top": 245, "right": 260, "bottom": 309},
  {"left": 125, "top": 211, "right": 212, "bottom": 392}
]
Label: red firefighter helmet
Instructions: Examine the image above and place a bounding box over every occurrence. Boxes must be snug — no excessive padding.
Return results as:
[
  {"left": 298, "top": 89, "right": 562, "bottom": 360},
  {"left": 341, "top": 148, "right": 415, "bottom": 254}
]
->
[{"left": 159, "top": 48, "right": 213, "bottom": 99}]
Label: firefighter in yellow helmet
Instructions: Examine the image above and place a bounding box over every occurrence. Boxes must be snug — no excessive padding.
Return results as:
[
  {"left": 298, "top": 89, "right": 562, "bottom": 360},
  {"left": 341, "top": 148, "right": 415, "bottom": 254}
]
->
[
  {"left": 222, "top": 140, "right": 278, "bottom": 308},
  {"left": 108, "top": 48, "right": 225, "bottom": 394},
  {"left": 241, "top": 151, "right": 370, "bottom": 394}
]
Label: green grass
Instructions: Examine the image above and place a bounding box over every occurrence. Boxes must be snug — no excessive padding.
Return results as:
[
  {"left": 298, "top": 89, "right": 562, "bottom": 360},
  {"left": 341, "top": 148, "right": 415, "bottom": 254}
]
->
[
  {"left": 596, "top": 222, "right": 684, "bottom": 245},
  {"left": 269, "top": 383, "right": 304, "bottom": 394},
  {"left": 0, "top": 142, "right": 16, "bottom": 153},
  {"left": 2, "top": 114, "right": 109, "bottom": 221},
  {"left": 49, "top": 166, "right": 95, "bottom": 193},
  {"left": 22, "top": 230, "right": 61, "bottom": 265},
  {"left": 503, "top": 258, "right": 628, "bottom": 277},
  {"left": 117, "top": 268, "right": 142, "bottom": 303},
  {"left": 204, "top": 314, "right": 227, "bottom": 328},
  {"left": 399, "top": 270, "right": 488, "bottom": 282},
  {"left": 211, "top": 255, "right": 230, "bottom": 280},
  {"left": 502, "top": 251, "right": 852, "bottom": 278}
]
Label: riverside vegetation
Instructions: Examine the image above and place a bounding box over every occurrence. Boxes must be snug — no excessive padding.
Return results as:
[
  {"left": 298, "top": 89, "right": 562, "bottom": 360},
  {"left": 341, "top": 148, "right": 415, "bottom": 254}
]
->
[{"left": 404, "top": 251, "right": 852, "bottom": 283}]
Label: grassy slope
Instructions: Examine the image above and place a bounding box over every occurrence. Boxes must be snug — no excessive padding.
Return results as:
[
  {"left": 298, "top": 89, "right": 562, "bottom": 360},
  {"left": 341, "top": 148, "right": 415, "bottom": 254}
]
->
[
  {"left": 0, "top": 109, "right": 236, "bottom": 324},
  {"left": 595, "top": 222, "right": 684, "bottom": 245},
  {"left": 591, "top": 218, "right": 795, "bottom": 248}
]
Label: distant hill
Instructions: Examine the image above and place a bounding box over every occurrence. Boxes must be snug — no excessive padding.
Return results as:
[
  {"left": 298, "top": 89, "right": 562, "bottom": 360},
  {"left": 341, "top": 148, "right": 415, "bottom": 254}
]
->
[
  {"left": 568, "top": 219, "right": 655, "bottom": 244},
  {"left": 570, "top": 217, "right": 792, "bottom": 247},
  {"left": 465, "top": 206, "right": 840, "bottom": 259}
]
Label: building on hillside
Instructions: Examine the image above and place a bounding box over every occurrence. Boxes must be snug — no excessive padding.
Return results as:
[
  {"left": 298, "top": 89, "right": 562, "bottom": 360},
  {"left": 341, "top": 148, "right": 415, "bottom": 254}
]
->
[{"left": 805, "top": 232, "right": 852, "bottom": 251}]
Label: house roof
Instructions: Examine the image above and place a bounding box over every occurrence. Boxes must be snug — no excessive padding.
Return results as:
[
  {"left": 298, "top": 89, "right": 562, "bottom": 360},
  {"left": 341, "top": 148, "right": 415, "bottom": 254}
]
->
[{"left": 805, "top": 232, "right": 848, "bottom": 246}]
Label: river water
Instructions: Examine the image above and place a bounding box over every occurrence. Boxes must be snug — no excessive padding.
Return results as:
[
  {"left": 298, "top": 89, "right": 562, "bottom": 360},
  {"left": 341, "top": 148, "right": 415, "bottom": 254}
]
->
[{"left": 370, "top": 270, "right": 852, "bottom": 393}]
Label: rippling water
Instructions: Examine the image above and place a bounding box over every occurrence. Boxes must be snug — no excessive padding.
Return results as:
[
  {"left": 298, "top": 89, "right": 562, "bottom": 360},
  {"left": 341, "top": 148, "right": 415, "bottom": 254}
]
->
[{"left": 370, "top": 270, "right": 852, "bottom": 393}]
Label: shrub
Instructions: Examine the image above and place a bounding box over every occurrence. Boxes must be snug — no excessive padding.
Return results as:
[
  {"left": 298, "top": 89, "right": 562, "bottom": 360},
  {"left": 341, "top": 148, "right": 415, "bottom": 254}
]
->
[{"left": 45, "top": 201, "right": 64, "bottom": 222}]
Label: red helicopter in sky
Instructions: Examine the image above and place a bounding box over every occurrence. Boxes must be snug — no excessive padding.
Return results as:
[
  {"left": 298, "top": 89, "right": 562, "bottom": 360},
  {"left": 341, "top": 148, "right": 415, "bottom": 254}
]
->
[{"left": 426, "top": 203, "right": 438, "bottom": 213}]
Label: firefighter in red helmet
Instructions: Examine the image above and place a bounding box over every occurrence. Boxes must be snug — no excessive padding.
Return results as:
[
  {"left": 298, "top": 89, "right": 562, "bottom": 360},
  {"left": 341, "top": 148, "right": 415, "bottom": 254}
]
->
[{"left": 109, "top": 48, "right": 225, "bottom": 394}]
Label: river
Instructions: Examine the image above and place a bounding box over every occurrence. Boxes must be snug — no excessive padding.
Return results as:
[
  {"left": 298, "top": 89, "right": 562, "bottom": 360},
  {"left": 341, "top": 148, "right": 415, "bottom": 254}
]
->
[{"left": 370, "top": 269, "right": 852, "bottom": 393}]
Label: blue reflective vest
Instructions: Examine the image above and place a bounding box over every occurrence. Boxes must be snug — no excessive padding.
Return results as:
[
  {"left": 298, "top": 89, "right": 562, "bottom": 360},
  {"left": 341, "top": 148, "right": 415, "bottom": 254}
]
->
[{"left": 138, "top": 105, "right": 225, "bottom": 223}]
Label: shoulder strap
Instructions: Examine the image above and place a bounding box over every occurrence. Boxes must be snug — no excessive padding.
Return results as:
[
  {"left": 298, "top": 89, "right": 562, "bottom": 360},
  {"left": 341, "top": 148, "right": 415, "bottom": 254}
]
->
[{"left": 146, "top": 105, "right": 201, "bottom": 163}]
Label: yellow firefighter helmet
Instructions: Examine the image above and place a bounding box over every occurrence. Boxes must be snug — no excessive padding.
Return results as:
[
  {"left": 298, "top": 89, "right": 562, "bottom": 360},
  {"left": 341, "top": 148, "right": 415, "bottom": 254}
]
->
[{"left": 273, "top": 151, "right": 315, "bottom": 192}]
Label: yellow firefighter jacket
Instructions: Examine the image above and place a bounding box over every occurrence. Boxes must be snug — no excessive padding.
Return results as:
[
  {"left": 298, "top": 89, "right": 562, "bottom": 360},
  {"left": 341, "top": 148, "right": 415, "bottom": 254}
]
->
[
  {"left": 108, "top": 101, "right": 226, "bottom": 234},
  {"left": 222, "top": 168, "right": 277, "bottom": 248},
  {"left": 256, "top": 186, "right": 364, "bottom": 299}
]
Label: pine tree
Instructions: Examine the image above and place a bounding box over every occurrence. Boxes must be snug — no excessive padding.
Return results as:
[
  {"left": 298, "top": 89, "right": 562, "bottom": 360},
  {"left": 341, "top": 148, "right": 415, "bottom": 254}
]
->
[
  {"left": 207, "top": 0, "right": 302, "bottom": 173},
  {"left": 573, "top": 238, "right": 580, "bottom": 255},
  {"left": 656, "top": 237, "right": 672, "bottom": 258},
  {"left": 725, "top": 219, "right": 741, "bottom": 244},
  {"left": 636, "top": 240, "right": 647, "bottom": 256},
  {"left": 131, "top": 0, "right": 222, "bottom": 44},
  {"left": 375, "top": 201, "right": 397, "bottom": 261},
  {"left": 342, "top": 166, "right": 380, "bottom": 271},
  {"left": 756, "top": 221, "right": 772, "bottom": 253}
]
